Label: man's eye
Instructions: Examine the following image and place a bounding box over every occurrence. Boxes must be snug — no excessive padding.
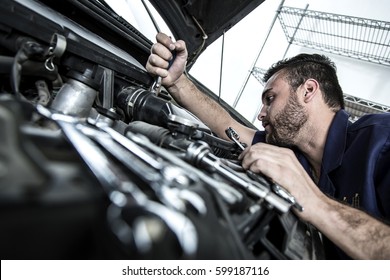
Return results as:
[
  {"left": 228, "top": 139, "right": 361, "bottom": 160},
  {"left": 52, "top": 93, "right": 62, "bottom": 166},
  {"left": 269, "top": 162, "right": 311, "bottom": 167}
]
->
[{"left": 265, "top": 95, "right": 274, "bottom": 105}]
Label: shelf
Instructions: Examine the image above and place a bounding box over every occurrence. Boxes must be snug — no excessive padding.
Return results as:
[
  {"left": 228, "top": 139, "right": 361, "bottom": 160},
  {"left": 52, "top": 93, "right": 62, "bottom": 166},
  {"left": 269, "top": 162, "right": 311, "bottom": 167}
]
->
[{"left": 278, "top": 6, "right": 390, "bottom": 66}]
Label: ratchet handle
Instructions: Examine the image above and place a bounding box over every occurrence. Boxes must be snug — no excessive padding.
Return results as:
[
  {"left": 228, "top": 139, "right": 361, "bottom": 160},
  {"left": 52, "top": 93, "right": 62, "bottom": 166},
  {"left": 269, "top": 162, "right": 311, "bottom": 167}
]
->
[{"left": 168, "top": 50, "right": 177, "bottom": 69}]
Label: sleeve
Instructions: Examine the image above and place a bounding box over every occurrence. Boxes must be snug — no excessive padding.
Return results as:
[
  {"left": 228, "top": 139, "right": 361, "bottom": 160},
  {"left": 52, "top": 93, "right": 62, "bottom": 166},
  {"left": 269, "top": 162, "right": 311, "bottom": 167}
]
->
[{"left": 251, "top": 130, "right": 266, "bottom": 145}]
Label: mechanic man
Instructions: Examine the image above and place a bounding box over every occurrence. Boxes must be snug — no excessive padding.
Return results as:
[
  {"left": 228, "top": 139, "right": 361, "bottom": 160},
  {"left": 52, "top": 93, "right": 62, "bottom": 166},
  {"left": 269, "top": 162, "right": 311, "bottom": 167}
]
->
[{"left": 145, "top": 33, "right": 390, "bottom": 259}]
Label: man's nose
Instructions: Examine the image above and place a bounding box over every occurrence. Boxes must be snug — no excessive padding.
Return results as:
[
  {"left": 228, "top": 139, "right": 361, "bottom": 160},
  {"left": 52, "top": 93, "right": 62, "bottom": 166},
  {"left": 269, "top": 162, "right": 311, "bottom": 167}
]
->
[{"left": 257, "top": 105, "right": 267, "bottom": 121}]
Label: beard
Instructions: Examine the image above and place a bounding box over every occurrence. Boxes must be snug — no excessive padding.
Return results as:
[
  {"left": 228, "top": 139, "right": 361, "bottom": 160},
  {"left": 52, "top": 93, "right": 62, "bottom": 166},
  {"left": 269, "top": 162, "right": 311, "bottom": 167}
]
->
[{"left": 265, "top": 93, "right": 308, "bottom": 148}]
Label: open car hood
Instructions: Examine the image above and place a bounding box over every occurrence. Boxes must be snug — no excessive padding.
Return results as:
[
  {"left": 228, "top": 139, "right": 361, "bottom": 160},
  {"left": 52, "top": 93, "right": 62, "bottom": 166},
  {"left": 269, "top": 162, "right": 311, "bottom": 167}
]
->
[
  {"left": 19, "top": 0, "right": 265, "bottom": 67},
  {"left": 149, "top": 0, "right": 265, "bottom": 63}
]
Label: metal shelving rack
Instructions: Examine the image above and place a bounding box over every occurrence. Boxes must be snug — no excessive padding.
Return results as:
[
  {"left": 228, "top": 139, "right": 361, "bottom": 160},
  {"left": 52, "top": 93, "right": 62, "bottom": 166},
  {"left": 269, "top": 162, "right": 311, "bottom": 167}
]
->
[
  {"left": 343, "top": 93, "right": 390, "bottom": 120},
  {"left": 278, "top": 6, "right": 390, "bottom": 66},
  {"left": 236, "top": 0, "right": 390, "bottom": 122}
]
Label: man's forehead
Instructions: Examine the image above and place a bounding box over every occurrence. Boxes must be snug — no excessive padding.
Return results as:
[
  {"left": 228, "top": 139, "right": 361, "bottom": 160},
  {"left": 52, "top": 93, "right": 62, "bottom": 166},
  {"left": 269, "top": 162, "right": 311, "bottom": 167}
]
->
[{"left": 269, "top": 70, "right": 286, "bottom": 83}]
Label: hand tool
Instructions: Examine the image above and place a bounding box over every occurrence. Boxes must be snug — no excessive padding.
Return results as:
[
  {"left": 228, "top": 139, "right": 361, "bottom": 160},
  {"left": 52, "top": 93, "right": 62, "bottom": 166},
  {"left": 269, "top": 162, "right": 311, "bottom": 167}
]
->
[{"left": 225, "top": 126, "right": 246, "bottom": 151}]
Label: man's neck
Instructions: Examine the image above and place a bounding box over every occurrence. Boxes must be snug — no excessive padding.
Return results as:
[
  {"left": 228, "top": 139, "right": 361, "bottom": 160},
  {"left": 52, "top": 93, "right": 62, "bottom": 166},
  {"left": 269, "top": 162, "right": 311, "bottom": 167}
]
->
[{"left": 296, "top": 110, "right": 336, "bottom": 180}]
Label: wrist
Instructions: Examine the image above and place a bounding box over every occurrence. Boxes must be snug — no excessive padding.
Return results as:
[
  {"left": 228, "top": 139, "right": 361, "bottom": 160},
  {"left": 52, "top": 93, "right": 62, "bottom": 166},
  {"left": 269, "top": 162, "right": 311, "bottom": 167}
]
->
[
  {"left": 166, "top": 73, "right": 192, "bottom": 104},
  {"left": 166, "top": 73, "right": 188, "bottom": 90},
  {"left": 295, "top": 185, "right": 330, "bottom": 223}
]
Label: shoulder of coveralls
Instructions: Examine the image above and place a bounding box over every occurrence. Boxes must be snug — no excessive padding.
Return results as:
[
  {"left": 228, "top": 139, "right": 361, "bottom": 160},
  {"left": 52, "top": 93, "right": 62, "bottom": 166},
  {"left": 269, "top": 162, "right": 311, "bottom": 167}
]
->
[{"left": 349, "top": 113, "right": 390, "bottom": 131}]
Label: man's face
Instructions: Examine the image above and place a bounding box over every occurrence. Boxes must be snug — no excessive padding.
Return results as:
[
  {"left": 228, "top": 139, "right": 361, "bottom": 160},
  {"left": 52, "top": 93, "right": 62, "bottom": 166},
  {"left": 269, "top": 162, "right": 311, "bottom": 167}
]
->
[{"left": 259, "top": 72, "right": 308, "bottom": 148}]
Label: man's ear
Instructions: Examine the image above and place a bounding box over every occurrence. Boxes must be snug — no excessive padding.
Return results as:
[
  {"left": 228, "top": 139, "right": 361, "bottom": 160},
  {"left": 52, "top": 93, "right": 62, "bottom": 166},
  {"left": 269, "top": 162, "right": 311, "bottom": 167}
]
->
[{"left": 303, "top": 79, "right": 319, "bottom": 102}]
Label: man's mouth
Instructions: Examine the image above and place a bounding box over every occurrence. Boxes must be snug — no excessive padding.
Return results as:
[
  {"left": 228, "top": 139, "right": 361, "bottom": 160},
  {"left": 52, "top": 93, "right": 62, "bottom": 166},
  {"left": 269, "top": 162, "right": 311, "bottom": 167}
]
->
[{"left": 262, "top": 120, "right": 270, "bottom": 131}]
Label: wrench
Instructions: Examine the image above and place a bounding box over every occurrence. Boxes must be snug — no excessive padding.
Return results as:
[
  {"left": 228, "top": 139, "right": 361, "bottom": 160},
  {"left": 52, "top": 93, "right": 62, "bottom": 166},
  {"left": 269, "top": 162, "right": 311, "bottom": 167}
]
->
[{"left": 36, "top": 104, "right": 198, "bottom": 257}]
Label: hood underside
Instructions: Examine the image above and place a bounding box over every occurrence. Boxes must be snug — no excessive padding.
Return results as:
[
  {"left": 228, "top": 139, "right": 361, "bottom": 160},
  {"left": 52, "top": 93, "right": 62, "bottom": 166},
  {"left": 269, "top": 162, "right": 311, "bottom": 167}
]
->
[
  {"left": 18, "top": 0, "right": 265, "bottom": 67},
  {"left": 149, "top": 0, "right": 266, "bottom": 64}
]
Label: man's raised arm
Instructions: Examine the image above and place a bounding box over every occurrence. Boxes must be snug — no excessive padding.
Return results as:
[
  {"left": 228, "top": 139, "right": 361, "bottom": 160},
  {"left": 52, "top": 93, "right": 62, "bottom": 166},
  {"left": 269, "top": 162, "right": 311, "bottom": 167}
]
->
[{"left": 146, "top": 33, "right": 256, "bottom": 146}]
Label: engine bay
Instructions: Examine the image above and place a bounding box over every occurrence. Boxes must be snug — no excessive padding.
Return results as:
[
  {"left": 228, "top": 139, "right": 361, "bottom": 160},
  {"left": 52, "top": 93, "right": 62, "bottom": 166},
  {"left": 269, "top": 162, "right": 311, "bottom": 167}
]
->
[{"left": 0, "top": 0, "right": 324, "bottom": 259}]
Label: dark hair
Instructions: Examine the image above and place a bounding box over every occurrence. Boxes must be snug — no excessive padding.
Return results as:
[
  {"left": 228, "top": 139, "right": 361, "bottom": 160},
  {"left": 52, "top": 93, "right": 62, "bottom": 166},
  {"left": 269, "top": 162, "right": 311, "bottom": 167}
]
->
[{"left": 263, "top": 53, "right": 344, "bottom": 110}]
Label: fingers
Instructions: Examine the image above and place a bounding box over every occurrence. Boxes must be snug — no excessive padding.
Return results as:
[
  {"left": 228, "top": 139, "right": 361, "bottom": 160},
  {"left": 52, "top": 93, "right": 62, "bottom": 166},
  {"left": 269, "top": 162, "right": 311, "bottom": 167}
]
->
[
  {"left": 156, "top": 32, "right": 175, "bottom": 49},
  {"left": 240, "top": 143, "right": 325, "bottom": 221},
  {"left": 150, "top": 42, "right": 175, "bottom": 63},
  {"left": 146, "top": 32, "right": 188, "bottom": 87},
  {"left": 154, "top": 33, "right": 187, "bottom": 59},
  {"left": 240, "top": 143, "right": 296, "bottom": 179},
  {"left": 146, "top": 43, "right": 172, "bottom": 79},
  {"left": 146, "top": 54, "right": 169, "bottom": 76},
  {"left": 173, "top": 39, "right": 187, "bottom": 54},
  {"left": 240, "top": 143, "right": 270, "bottom": 170}
]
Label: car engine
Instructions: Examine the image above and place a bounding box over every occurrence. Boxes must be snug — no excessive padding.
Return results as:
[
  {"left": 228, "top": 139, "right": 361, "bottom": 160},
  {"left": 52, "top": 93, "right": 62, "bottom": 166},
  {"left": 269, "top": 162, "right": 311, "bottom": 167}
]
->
[{"left": 0, "top": 0, "right": 324, "bottom": 259}]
